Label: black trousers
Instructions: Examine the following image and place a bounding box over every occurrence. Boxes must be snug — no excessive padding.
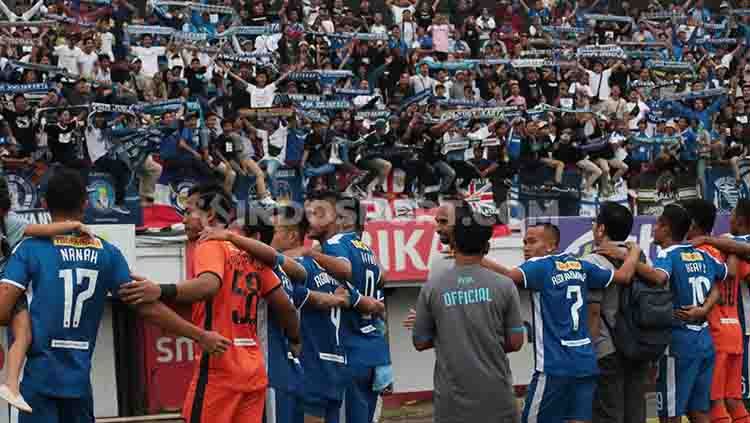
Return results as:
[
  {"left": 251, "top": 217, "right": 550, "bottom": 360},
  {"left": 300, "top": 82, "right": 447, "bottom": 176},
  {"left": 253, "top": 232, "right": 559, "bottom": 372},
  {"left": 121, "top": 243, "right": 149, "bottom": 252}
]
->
[{"left": 593, "top": 352, "right": 650, "bottom": 423}]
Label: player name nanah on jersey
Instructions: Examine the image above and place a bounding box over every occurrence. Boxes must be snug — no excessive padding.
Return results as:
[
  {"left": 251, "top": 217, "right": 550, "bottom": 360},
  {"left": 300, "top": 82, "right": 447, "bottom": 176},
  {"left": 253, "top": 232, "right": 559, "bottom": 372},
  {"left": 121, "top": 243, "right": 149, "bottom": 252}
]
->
[
  {"left": 298, "top": 256, "right": 356, "bottom": 401},
  {"left": 653, "top": 244, "right": 728, "bottom": 358},
  {"left": 192, "top": 240, "right": 281, "bottom": 393},
  {"left": 519, "top": 253, "right": 614, "bottom": 377},
  {"left": 321, "top": 232, "right": 390, "bottom": 368},
  {"left": 1, "top": 235, "right": 131, "bottom": 398},
  {"left": 262, "top": 264, "right": 308, "bottom": 394}
]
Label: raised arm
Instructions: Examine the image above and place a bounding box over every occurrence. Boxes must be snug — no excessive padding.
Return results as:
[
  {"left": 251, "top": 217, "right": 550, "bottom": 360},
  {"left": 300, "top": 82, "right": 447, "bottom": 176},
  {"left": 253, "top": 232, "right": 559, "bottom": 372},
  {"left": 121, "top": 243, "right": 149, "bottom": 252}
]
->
[
  {"left": 200, "top": 229, "right": 307, "bottom": 282},
  {"left": 692, "top": 235, "right": 750, "bottom": 260}
]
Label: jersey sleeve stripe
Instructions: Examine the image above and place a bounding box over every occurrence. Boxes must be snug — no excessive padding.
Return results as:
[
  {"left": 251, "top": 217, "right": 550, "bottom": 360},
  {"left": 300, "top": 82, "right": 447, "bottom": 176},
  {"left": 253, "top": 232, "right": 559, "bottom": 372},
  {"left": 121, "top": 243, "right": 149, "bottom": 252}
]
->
[
  {"left": 655, "top": 268, "right": 670, "bottom": 279},
  {"left": 298, "top": 290, "right": 311, "bottom": 309},
  {"left": 604, "top": 269, "right": 614, "bottom": 288},
  {"left": 519, "top": 267, "right": 529, "bottom": 289},
  {"left": 1, "top": 279, "right": 25, "bottom": 290},
  {"left": 196, "top": 271, "right": 223, "bottom": 287}
]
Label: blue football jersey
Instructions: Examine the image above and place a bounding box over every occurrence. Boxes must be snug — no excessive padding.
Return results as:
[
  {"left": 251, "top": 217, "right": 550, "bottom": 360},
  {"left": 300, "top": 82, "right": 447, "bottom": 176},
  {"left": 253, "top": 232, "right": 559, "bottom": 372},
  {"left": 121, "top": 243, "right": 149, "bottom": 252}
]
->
[
  {"left": 298, "top": 256, "right": 353, "bottom": 401},
  {"left": 264, "top": 264, "right": 308, "bottom": 393},
  {"left": 1, "top": 235, "right": 131, "bottom": 398},
  {"left": 321, "top": 231, "right": 390, "bottom": 367},
  {"left": 519, "top": 253, "right": 614, "bottom": 377},
  {"left": 653, "top": 244, "right": 727, "bottom": 358}
]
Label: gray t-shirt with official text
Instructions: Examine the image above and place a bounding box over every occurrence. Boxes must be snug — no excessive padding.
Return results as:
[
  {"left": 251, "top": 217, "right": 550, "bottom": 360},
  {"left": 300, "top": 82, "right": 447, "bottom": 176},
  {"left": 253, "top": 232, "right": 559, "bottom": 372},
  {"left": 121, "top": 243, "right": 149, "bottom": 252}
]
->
[{"left": 414, "top": 263, "right": 523, "bottom": 423}]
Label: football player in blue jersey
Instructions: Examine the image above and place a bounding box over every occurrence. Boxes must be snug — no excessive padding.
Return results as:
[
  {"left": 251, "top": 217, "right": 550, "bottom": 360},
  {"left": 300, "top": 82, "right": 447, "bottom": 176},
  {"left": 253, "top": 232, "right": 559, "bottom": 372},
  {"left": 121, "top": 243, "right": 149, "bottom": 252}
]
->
[
  {"left": 300, "top": 191, "right": 388, "bottom": 423},
  {"left": 600, "top": 204, "right": 730, "bottom": 423},
  {"left": 272, "top": 211, "right": 354, "bottom": 423},
  {"left": 0, "top": 168, "right": 231, "bottom": 423},
  {"left": 483, "top": 222, "right": 641, "bottom": 423}
]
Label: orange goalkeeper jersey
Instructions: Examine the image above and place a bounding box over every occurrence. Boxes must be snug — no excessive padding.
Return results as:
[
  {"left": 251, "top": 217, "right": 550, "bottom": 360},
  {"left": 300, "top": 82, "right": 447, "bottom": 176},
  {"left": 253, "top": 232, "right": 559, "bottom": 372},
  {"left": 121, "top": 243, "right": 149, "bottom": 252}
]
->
[
  {"left": 190, "top": 240, "right": 281, "bottom": 392},
  {"left": 699, "top": 243, "right": 743, "bottom": 354}
]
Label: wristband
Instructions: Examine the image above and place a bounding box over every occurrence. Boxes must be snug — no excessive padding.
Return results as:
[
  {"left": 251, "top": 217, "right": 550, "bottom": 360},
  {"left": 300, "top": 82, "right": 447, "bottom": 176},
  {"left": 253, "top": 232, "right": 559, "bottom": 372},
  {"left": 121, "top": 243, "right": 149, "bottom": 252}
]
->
[
  {"left": 275, "top": 253, "right": 286, "bottom": 268},
  {"left": 160, "top": 284, "right": 178, "bottom": 301}
]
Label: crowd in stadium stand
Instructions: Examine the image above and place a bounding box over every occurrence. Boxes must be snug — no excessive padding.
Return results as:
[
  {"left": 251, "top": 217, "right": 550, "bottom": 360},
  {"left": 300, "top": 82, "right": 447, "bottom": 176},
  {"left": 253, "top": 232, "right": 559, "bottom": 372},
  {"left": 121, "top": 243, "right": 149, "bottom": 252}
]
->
[{"left": 0, "top": 0, "right": 748, "bottom": 216}]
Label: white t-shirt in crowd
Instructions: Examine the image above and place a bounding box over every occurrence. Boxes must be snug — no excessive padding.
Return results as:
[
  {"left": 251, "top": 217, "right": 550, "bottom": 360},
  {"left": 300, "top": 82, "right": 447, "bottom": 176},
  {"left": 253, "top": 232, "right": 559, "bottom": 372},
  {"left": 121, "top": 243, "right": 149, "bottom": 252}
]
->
[
  {"left": 390, "top": 4, "right": 415, "bottom": 25},
  {"left": 586, "top": 68, "right": 613, "bottom": 101},
  {"left": 131, "top": 45, "right": 166, "bottom": 77},
  {"left": 371, "top": 24, "right": 387, "bottom": 34},
  {"left": 78, "top": 51, "right": 98, "bottom": 79},
  {"left": 99, "top": 32, "right": 115, "bottom": 60},
  {"left": 54, "top": 45, "right": 83, "bottom": 75},
  {"left": 246, "top": 83, "right": 278, "bottom": 108}
]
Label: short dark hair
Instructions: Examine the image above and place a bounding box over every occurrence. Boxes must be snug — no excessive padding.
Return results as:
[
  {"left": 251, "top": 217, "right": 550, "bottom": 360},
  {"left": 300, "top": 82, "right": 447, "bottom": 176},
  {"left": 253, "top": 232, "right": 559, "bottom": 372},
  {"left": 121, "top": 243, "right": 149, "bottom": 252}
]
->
[
  {"left": 736, "top": 199, "right": 750, "bottom": 221},
  {"left": 597, "top": 202, "right": 633, "bottom": 242},
  {"left": 453, "top": 204, "right": 493, "bottom": 255},
  {"left": 188, "top": 183, "right": 235, "bottom": 225},
  {"left": 661, "top": 204, "right": 692, "bottom": 242},
  {"left": 306, "top": 189, "right": 339, "bottom": 204},
  {"left": 681, "top": 199, "right": 716, "bottom": 235},
  {"left": 530, "top": 222, "right": 560, "bottom": 247},
  {"left": 45, "top": 168, "right": 87, "bottom": 215},
  {"left": 244, "top": 206, "right": 275, "bottom": 244},
  {"left": 338, "top": 194, "right": 366, "bottom": 233}
]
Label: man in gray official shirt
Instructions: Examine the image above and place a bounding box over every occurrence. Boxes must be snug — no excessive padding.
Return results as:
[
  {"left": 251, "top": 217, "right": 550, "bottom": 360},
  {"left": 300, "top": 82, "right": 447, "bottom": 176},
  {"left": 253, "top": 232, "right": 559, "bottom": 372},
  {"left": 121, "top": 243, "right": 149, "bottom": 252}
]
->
[
  {"left": 413, "top": 203, "right": 525, "bottom": 423},
  {"left": 584, "top": 202, "right": 649, "bottom": 423}
]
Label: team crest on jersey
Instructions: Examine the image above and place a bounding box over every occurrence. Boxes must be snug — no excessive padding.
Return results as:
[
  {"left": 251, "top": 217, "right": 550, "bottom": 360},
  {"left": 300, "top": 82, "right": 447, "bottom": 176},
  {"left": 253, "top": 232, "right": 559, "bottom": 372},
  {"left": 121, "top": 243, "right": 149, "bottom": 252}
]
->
[
  {"left": 88, "top": 179, "right": 115, "bottom": 211},
  {"left": 555, "top": 260, "right": 582, "bottom": 271},
  {"left": 6, "top": 173, "right": 37, "bottom": 210},
  {"left": 680, "top": 252, "right": 704, "bottom": 262},
  {"left": 53, "top": 235, "right": 103, "bottom": 249}
]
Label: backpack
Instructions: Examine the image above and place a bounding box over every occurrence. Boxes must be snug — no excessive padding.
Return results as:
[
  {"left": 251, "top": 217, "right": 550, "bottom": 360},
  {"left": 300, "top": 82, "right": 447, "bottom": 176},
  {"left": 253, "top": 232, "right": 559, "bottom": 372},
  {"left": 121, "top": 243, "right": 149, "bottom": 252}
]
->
[{"left": 604, "top": 255, "right": 674, "bottom": 362}]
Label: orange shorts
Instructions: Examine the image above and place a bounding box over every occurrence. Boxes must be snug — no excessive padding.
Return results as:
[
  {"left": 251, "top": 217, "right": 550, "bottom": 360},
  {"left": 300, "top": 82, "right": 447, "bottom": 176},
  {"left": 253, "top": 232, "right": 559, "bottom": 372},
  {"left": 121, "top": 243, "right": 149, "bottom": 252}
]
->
[
  {"left": 712, "top": 352, "right": 743, "bottom": 401},
  {"left": 183, "top": 377, "right": 266, "bottom": 423}
]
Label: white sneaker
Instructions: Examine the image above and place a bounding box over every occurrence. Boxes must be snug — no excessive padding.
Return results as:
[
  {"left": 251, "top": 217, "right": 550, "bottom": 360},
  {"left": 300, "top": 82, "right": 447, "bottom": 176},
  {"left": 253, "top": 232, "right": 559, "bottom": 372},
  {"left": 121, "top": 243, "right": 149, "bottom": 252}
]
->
[
  {"left": 111, "top": 205, "right": 131, "bottom": 215},
  {"left": 0, "top": 385, "right": 32, "bottom": 413}
]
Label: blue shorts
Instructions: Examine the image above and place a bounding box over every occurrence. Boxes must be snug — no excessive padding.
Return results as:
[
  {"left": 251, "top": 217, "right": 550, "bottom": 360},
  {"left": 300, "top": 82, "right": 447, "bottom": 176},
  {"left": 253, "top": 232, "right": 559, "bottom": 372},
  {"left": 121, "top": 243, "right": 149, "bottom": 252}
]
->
[
  {"left": 14, "top": 384, "right": 93, "bottom": 423},
  {"left": 656, "top": 353, "right": 714, "bottom": 417},
  {"left": 521, "top": 372, "right": 596, "bottom": 423},
  {"left": 344, "top": 365, "right": 378, "bottom": 423},
  {"left": 265, "top": 388, "right": 302, "bottom": 423},
  {"left": 301, "top": 396, "right": 342, "bottom": 423}
]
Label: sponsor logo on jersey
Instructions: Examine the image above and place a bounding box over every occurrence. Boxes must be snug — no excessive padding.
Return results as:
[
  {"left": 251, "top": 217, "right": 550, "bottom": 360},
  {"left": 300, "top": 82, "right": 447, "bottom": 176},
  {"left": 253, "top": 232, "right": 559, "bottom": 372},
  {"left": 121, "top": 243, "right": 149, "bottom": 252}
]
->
[
  {"left": 680, "top": 252, "right": 704, "bottom": 262},
  {"left": 351, "top": 239, "right": 371, "bottom": 251},
  {"left": 555, "top": 260, "right": 582, "bottom": 271},
  {"left": 53, "top": 235, "right": 103, "bottom": 249}
]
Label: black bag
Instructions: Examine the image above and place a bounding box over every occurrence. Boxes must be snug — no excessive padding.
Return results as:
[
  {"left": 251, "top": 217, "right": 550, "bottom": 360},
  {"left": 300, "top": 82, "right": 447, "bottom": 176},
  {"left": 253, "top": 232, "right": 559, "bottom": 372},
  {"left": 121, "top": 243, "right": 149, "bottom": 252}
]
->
[{"left": 605, "top": 256, "right": 673, "bottom": 362}]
